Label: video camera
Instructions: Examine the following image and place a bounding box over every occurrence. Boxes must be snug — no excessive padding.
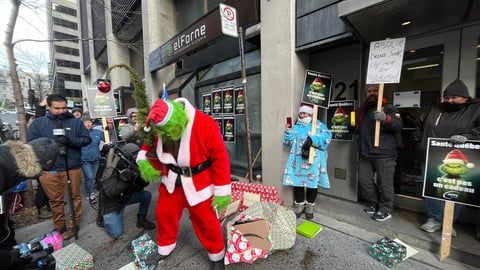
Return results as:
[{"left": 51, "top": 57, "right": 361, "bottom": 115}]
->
[{"left": 10, "top": 238, "right": 56, "bottom": 270}]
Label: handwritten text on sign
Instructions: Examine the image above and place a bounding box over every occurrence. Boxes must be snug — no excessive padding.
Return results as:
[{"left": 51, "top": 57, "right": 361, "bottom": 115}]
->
[{"left": 366, "top": 38, "right": 406, "bottom": 84}]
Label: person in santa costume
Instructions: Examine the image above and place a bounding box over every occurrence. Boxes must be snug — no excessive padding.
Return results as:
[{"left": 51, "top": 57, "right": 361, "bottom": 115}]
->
[{"left": 136, "top": 97, "right": 231, "bottom": 270}]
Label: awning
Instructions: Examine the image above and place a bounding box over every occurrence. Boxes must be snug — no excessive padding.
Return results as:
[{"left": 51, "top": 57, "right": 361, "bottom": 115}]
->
[{"left": 338, "top": 0, "right": 480, "bottom": 42}]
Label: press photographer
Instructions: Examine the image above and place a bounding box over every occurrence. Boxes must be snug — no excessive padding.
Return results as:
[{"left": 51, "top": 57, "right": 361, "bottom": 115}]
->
[
  {"left": 27, "top": 94, "right": 91, "bottom": 240},
  {"left": 96, "top": 143, "right": 155, "bottom": 239},
  {"left": 0, "top": 138, "right": 59, "bottom": 269}
]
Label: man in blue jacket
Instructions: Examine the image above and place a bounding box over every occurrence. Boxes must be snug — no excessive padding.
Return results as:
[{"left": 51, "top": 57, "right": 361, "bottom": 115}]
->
[{"left": 27, "top": 94, "right": 91, "bottom": 240}]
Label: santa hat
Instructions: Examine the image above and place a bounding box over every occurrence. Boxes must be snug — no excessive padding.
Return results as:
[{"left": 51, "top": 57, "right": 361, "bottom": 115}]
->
[
  {"left": 238, "top": 91, "right": 243, "bottom": 96},
  {"left": 443, "top": 149, "right": 474, "bottom": 169},
  {"left": 334, "top": 107, "right": 347, "bottom": 117},
  {"left": 119, "top": 120, "right": 126, "bottom": 126},
  {"left": 299, "top": 104, "right": 313, "bottom": 115},
  {"left": 144, "top": 99, "right": 174, "bottom": 132},
  {"left": 313, "top": 78, "right": 323, "bottom": 84},
  {"left": 225, "top": 91, "right": 231, "bottom": 96}
]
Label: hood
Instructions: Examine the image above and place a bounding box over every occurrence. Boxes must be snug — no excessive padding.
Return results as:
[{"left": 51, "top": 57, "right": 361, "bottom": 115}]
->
[
  {"left": 6, "top": 140, "right": 42, "bottom": 178},
  {"left": 126, "top": 107, "right": 139, "bottom": 124}
]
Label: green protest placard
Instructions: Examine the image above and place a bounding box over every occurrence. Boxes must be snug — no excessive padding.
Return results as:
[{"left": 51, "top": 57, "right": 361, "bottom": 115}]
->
[{"left": 423, "top": 138, "right": 480, "bottom": 207}]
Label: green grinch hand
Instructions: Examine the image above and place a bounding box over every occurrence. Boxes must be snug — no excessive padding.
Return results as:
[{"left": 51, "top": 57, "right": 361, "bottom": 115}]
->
[
  {"left": 212, "top": 195, "right": 231, "bottom": 213},
  {"left": 138, "top": 159, "right": 161, "bottom": 182}
]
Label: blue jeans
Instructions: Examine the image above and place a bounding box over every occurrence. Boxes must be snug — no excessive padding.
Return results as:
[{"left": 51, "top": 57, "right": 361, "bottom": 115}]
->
[
  {"left": 425, "top": 197, "right": 462, "bottom": 222},
  {"left": 103, "top": 190, "right": 152, "bottom": 238},
  {"left": 82, "top": 160, "right": 99, "bottom": 195}
]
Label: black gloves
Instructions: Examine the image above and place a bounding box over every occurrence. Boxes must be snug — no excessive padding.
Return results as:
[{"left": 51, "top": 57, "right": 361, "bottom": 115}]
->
[
  {"left": 450, "top": 135, "right": 468, "bottom": 144},
  {"left": 301, "top": 137, "right": 313, "bottom": 159},
  {"left": 374, "top": 111, "right": 387, "bottom": 121},
  {"left": 56, "top": 135, "right": 70, "bottom": 145}
]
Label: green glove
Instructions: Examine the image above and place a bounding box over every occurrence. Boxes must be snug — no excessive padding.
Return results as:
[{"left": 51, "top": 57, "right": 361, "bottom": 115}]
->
[
  {"left": 212, "top": 195, "right": 231, "bottom": 214},
  {"left": 138, "top": 159, "right": 161, "bottom": 182}
]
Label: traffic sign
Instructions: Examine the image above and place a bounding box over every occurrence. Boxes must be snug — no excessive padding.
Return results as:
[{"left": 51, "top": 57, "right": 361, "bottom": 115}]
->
[{"left": 220, "top": 3, "right": 238, "bottom": 38}]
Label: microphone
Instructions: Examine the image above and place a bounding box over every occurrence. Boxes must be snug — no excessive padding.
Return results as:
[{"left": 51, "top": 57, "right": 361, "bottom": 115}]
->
[{"left": 54, "top": 120, "right": 67, "bottom": 155}]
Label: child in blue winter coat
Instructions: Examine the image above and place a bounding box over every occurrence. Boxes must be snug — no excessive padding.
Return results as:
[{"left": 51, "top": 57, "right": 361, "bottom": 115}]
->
[
  {"left": 81, "top": 114, "right": 105, "bottom": 202},
  {"left": 283, "top": 104, "right": 332, "bottom": 219}
]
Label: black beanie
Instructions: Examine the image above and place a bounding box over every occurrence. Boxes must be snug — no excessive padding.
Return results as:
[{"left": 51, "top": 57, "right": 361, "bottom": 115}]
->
[
  {"left": 72, "top": 107, "right": 83, "bottom": 114},
  {"left": 443, "top": 79, "right": 469, "bottom": 97},
  {"left": 27, "top": 138, "right": 59, "bottom": 171}
]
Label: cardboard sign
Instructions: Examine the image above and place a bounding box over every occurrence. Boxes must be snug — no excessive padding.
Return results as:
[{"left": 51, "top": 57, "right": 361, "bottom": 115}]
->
[
  {"left": 301, "top": 70, "right": 333, "bottom": 109},
  {"left": 243, "top": 192, "right": 261, "bottom": 207},
  {"left": 233, "top": 220, "right": 272, "bottom": 251},
  {"left": 366, "top": 37, "right": 406, "bottom": 84},
  {"left": 327, "top": 100, "right": 355, "bottom": 141},
  {"left": 423, "top": 138, "right": 480, "bottom": 207},
  {"left": 85, "top": 85, "right": 117, "bottom": 118}
]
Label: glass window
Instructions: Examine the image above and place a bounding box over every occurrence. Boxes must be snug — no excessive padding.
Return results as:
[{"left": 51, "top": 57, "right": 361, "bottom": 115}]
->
[
  {"left": 197, "top": 73, "right": 262, "bottom": 177},
  {"left": 200, "top": 50, "right": 261, "bottom": 81},
  {"left": 393, "top": 45, "right": 443, "bottom": 198}
]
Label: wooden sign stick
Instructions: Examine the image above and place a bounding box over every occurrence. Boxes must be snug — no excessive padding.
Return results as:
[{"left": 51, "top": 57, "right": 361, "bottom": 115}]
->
[
  {"left": 308, "top": 105, "right": 318, "bottom": 164},
  {"left": 440, "top": 201, "right": 455, "bottom": 261},
  {"left": 102, "top": 117, "right": 110, "bottom": 144},
  {"left": 374, "top": 83, "right": 385, "bottom": 147}
]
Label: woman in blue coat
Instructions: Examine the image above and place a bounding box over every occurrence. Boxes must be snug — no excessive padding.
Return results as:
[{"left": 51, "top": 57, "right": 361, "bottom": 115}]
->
[{"left": 283, "top": 104, "right": 332, "bottom": 219}]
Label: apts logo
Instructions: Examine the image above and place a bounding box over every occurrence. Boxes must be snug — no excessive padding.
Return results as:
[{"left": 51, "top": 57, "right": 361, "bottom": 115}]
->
[
  {"left": 167, "top": 45, "right": 173, "bottom": 56},
  {"left": 442, "top": 191, "right": 460, "bottom": 200}
]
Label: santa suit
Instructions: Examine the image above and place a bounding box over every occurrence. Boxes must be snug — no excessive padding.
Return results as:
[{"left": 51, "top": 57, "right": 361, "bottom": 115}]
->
[{"left": 137, "top": 98, "right": 231, "bottom": 261}]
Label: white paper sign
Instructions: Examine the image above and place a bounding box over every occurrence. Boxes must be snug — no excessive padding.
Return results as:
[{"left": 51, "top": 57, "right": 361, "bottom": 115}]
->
[
  {"left": 393, "top": 91, "right": 421, "bottom": 108},
  {"left": 366, "top": 37, "right": 406, "bottom": 84},
  {"left": 224, "top": 199, "right": 240, "bottom": 217},
  {"left": 242, "top": 192, "right": 261, "bottom": 207}
]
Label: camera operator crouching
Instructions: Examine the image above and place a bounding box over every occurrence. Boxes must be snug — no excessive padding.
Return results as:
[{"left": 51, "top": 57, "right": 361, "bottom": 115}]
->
[{"left": 96, "top": 143, "right": 155, "bottom": 238}]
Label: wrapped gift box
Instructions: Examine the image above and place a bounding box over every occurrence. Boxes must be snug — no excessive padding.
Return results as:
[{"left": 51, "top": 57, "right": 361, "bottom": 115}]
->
[
  {"left": 52, "top": 243, "right": 94, "bottom": 270},
  {"left": 130, "top": 233, "right": 158, "bottom": 270},
  {"left": 368, "top": 237, "right": 406, "bottom": 268}
]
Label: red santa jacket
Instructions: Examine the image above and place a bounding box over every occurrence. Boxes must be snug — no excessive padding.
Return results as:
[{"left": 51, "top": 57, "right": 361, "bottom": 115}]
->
[{"left": 137, "top": 98, "right": 231, "bottom": 206}]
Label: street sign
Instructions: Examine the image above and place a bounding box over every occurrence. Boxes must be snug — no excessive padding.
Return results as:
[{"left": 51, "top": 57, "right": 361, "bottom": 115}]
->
[{"left": 220, "top": 3, "right": 238, "bottom": 38}]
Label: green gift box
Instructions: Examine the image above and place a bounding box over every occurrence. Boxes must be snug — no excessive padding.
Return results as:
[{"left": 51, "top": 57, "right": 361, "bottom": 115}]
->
[
  {"left": 52, "top": 243, "right": 94, "bottom": 270},
  {"left": 368, "top": 237, "right": 406, "bottom": 268},
  {"left": 130, "top": 233, "right": 158, "bottom": 270}
]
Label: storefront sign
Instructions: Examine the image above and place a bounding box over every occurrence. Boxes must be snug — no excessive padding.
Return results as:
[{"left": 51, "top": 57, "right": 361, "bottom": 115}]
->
[
  {"left": 366, "top": 37, "right": 406, "bottom": 84},
  {"left": 327, "top": 101, "right": 355, "bottom": 141},
  {"left": 85, "top": 85, "right": 117, "bottom": 119},
  {"left": 423, "top": 138, "right": 480, "bottom": 207},
  {"left": 301, "top": 70, "right": 333, "bottom": 109}
]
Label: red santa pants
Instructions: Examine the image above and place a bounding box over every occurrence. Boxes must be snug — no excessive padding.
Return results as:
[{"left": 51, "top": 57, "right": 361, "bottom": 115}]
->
[{"left": 156, "top": 184, "right": 225, "bottom": 261}]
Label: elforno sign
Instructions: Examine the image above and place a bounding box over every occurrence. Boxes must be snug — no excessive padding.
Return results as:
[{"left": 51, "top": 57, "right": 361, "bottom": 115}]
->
[
  {"left": 220, "top": 3, "right": 238, "bottom": 38},
  {"left": 366, "top": 37, "right": 406, "bottom": 84}
]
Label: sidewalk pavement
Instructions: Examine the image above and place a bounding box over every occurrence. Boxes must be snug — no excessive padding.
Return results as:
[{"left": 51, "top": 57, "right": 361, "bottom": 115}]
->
[{"left": 15, "top": 181, "right": 479, "bottom": 269}]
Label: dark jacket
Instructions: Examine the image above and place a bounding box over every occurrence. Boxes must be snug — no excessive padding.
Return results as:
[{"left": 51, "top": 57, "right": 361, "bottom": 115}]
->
[
  {"left": 27, "top": 112, "right": 91, "bottom": 171},
  {"left": 355, "top": 103, "right": 403, "bottom": 158},
  {"left": 415, "top": 98, "right": 480, "bottom": 160},
  {"left": 97, "top": 145, "right": 147, "bottom": 215}
]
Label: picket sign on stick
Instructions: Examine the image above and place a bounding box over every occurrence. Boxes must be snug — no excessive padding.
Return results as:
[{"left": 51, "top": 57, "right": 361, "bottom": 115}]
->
[
  {"left": 374, "top": 83, "right": 384, "bottom": 147},
  {"left": 440, "top": 201, "right": 455, "bottom": 261},
  {"left": 308, "top": 105, "right": 318, "bottom": 164}
]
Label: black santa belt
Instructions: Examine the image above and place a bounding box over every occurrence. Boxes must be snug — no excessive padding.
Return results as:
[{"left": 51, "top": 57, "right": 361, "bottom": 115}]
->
[{"left": 168, "top": 159, "right": 212, "bottom": 178}]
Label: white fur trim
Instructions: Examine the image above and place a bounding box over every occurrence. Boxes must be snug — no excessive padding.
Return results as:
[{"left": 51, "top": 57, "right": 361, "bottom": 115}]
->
[
  {"left": 144, "top": 126, "right": 151, "bottom": 132},
  {"left": 136, "top": 150, "right": 147, "bottom": 163},
  {"left": 299, "top": 105, "right": 313, "bottom": 115},
  {"left": 208, "top": 248, "right": 225, "bottom": 262},
  {"left": 182, "top": 180, "right": 214, "bottom": 206},
  {"left": 214, "top": 184, "right": 231, "bottom": 197},
  {"left": 157, "top": 243, "right": 176, "bottom": 256}
]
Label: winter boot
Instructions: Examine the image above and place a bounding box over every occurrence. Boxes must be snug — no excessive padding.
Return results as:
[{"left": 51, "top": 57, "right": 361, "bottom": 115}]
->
[
  {"left": 136, "top": 214, "right": 156, "bottom": 230},
  {"left": 305, "top": 202, "right": 315, "bottom": 219},
  {"left": 294, "top": 201, "right": 306, "bottom": 218},
  {"left": 211, "top": 259, "right": 225, "bottom": 270},
  {"left": 37, "top": 206, "right": 52, "bottom": 219}
]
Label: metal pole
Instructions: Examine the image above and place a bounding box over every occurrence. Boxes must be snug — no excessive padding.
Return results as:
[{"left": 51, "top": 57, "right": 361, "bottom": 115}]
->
[
  {"left": 63, "top": 154, "right": 78, "bottom": 240},
  {"left": 238, "top": 27, "right": 253, "bottom": 183}
]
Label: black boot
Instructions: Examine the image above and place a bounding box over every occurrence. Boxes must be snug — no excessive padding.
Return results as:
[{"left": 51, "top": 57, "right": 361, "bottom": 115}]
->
[
  {"left": 211, "top": 259, "right": 224, "bottom": 270},
  {"left": 136, "top": 214, "right": 156, "bottom": 230}
]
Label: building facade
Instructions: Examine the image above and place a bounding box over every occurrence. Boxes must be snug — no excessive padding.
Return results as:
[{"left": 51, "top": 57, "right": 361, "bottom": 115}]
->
[
  {"left": 77, "top": 0, "right": 480, "bottom": 222},
  {"left": 47, "top": 0, "right": 83, "bottom": 108}
]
